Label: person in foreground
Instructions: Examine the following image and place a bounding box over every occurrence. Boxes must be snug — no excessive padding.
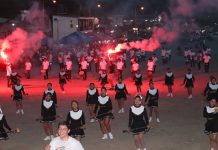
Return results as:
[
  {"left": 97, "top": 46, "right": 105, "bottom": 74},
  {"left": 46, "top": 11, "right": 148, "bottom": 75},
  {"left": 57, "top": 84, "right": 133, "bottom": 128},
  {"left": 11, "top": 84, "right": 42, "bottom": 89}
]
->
[
  {"left": 128, "top": 95, "right": 150, "bottom": 150},
  {"left": 203, "top": 98, "right": 218, "bottom": 150},
  {"left": 45, "top": 121, "right": 84, "bottom": 150}
]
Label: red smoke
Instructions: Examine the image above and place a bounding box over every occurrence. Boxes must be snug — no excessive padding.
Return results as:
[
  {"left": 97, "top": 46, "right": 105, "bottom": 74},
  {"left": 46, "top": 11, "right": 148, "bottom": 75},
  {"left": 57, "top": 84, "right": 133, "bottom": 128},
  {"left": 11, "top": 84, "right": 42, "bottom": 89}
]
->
[
  {"left": 0, "top": 28, "right": 44, "bottom": 64},
  {"left": 108, "top": 27, "right": 177, "bottom": 55},
  {"left": 0, "top": 2, "right": 46, "bottom": 64}
]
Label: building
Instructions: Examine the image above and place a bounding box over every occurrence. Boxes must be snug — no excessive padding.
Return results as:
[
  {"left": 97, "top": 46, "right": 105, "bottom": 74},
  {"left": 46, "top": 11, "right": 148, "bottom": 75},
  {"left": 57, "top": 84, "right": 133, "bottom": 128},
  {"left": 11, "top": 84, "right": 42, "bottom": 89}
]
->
[{"left": 52, "top": 15, "right": 98, "bottom": 40}]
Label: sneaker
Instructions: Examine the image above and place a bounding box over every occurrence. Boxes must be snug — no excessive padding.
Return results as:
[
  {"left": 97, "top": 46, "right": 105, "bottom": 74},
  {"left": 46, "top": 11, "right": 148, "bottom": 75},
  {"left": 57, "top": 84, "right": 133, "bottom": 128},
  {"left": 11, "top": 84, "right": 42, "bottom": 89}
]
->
[
  {"left": 118, "top": 109, "right": 122, "bottom": 113},
  {"left": 43, "top": 136, "right": 51, "bottom": 141},
  {"left": 16, "top": 110, "right": 20, "bottom": 114},
  {"left": 20, "top": 109, "right": 24, "bottom": 115},
  {"left": 167, "top": 93, "right": 171, "bottom": 97},
  {"left": 108, "top": 132, "right": 113, "bottom": 139},
  {"left": 188, "top": 95, "right": 192, "bottom": 99},
  {"left": 170, "top": 93, "right": 173, "bottom": 97},
  {"left": 121, "top": 108, "right": 125, "bottom": 113},
  {"left": 50, "top": 135, "right": 54, "bottom": 140},
  {"left": 149, "top": 117, "right": 152, "bottom": 122},
  {"left": 90, "top": 119, "right": 95, "bottom": 123},
  {"left": 157, "top": 118, "right": 160, "bottom": 123},
  {"left": 101, "top": 134, "right": 108, "bottom": 140}
]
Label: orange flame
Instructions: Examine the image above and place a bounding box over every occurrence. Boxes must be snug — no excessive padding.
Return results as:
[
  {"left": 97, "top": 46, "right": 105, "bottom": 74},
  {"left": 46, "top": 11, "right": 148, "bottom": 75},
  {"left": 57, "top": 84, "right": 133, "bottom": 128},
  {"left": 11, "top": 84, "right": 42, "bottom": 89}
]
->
[{"left": 0, "top": 40, "right": 10, "bottom": 62}]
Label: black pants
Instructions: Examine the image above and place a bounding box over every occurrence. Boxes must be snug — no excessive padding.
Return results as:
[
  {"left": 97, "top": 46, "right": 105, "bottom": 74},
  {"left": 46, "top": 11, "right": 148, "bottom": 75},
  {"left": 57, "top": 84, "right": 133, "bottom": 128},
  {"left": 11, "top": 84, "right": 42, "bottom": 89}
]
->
[
  {"left": 95, "top": 63, "right": 99, "bottom": 73},
  {"left": 82, "top": 69, "right": 87, "bottom": 80},
  {"left": 153, "top": 65, "right": 156, "bottom": 73},
  {"left": 44, "top": 69, "right": 48, "bottom": 79},
  {"left": 204, "top": 63, "right": 209, "bottom": 73},
  {"left": 26, "top": 70, "right": 31, "bottom": 79},
  {"left": 66, "top": 70, "right": 71, "bottom": 79},
  {"left": 197, "top": 62, "right": 201, "bottom": 70},
  {"left": 117, "top": 69, "right": 123, "bottom": 79},
  {"left": 88, "top": 62, "right": 92, "bottom": 71},
  {"left": 59, "top": 63, "right": 64, "bottom": 69},
  {"left": 7, "top": 76, "right": 10, "bottom": 87},
  {"left": 132, "top": 71, "right": 136, "bottom": 80}
]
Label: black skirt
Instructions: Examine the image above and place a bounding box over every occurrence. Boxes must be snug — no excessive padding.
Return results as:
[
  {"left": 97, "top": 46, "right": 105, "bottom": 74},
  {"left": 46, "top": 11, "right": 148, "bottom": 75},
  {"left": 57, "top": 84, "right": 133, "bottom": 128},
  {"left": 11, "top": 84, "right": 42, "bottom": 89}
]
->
[
  {"left": 165, "top": 78, "right": 174, "bottom": 86},
  {"left": 135, "top": 80, "right": 142, "bottom": 86},
  {"left": 185, "top": 81, "right": 194, "bottom": 88},
  {"left": 87, "top": 98, "right": 98, "bottom": 105},
  {"left": 13, "top": 95, "right": 22, "bottom": 101},
  {"left": 115, "top": 91, "right": 127, "bottom": 100},
  {"left": 204, "top": 119, "right": 218, "bottom": 134},
  {"left": 96, "top": 111, "right": 114, "bottom": 120},
  {"left": 69, "top": 128, "right": 85, "bottom": 138},
  {"left": 42, "top": 116, "right": 56, "bottom": 123},
  {"left": 0, "top": 129, "right": 9, "bottom": 140},
  {"left": 148, "top": 100, "right": 158, "bottom": 107},
  {"left": 59, "top": 79, "right": 66, "bottom": 84},
  {"left": 131, "top": 127, "right": 149, "bottom": 135}
]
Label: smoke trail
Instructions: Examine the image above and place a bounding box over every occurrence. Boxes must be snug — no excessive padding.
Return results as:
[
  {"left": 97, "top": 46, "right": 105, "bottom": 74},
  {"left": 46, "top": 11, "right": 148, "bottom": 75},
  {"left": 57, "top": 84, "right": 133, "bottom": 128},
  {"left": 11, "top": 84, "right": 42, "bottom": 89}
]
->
[
  {"left": 0, "top": 2, "right": 45, "bottom": 64},
  {"left": 109, "top": 0, "right": 218, "bottom": 54}
]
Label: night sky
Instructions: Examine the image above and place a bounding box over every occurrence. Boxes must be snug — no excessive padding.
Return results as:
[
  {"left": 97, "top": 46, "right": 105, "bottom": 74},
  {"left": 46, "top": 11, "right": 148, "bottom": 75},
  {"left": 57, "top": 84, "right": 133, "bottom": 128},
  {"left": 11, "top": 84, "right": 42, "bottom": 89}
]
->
[{"left": 0, "top": 0, "right": 169, "bottom": 18}]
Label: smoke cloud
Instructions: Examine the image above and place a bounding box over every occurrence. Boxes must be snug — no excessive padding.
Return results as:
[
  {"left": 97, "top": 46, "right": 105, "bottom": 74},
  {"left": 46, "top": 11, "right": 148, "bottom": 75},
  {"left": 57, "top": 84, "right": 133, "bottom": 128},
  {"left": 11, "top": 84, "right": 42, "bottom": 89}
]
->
[
  {"left": 110, "top": 0, "right": 218, "bottom": 53},
  {"left": 0, "top": 2, "right": 45, "bottom": 64}
]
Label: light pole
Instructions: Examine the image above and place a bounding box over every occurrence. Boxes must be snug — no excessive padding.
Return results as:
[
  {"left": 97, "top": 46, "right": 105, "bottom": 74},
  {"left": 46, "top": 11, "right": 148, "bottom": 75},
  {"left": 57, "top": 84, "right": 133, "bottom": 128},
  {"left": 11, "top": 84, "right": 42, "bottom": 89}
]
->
[
  {"left": 134, "top": 5, "right": 144, "bottom": 24},
  {"left": 89, "top": 3, "right": 102, "bottom": 17},
  {"left": 53, "top": 18, "right": 59, "bottom": 40}
]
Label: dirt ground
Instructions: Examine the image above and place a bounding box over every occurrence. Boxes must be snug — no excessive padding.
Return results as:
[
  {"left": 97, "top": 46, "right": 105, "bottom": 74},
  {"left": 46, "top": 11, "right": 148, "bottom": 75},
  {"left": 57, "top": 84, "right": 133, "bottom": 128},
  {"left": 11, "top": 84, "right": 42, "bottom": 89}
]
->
[{"left": 0, "top": 38, "right": 218, "bottom": 150}]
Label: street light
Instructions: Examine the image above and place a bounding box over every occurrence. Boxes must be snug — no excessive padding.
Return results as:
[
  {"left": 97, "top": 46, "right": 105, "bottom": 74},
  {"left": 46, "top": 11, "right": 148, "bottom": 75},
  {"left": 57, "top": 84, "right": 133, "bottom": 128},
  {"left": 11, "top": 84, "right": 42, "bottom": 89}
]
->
[
  {"left": 89, "top": 3, "right": 102, "bottom": 17},
  {"left": 134, "top": 5, "right": 144, "bottom": 24},
  {"left": 97, "top": 4, "right": 101, "bottom": 8}
]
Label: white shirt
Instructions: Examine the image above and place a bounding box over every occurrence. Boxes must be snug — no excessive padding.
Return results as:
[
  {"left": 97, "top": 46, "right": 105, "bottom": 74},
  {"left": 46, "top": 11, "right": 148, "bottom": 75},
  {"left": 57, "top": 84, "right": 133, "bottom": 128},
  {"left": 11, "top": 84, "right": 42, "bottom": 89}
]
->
[
  {"left": 25, "top": 62, "right": 32, "bottom": 70},
  {"left": 116, "top": 61, "right": 124, "bottom": 70},
  {"left": 81, "top": 61, "right": 88, "bottom": 70},
  {"left": 50, "top": 136, "right": 84, "bottom": 150},
  {"left": 99, "top": 60, "right": 107, "bottom": 70},
  {"left": 184, "top": 50, "right": 188, "bottom": 57},
  {"left": 152, "top": 56, "right": 158, "bottom": 64},
  {"left": 66, "top": 60, "right": 72, "bottom": 70},
  {"left": 42, "top": 60, "right": 50, "bottom": 70},
  {"left": 203, "top": 55, "right": 211, "bottom": 63},
  {"left": 132, "top": 63, "right": 139, "bottom": 71},
  {"left": 161, "top": 49, "right": 166, "bottom": 57},
  {"left": 147, "top": 61, "right": 154, "bottom": 71},
  {"left": 6, "top": 66, "right": 12, "bottom": 76}
]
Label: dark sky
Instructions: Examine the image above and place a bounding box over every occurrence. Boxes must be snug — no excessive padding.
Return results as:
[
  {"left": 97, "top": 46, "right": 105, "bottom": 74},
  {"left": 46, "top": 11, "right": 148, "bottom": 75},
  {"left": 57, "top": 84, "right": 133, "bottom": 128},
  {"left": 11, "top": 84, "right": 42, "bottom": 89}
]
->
[{"left": 0, "top": 0, "right": 169, "bottom": 18}]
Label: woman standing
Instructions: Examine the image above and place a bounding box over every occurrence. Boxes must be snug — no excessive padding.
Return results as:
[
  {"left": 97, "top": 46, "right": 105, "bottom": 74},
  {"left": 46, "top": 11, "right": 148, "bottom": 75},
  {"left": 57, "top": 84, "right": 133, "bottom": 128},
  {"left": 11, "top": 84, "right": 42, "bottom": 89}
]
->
[
  {"left": 59, "top": 68, "right": 67, "bottom": 93},
  {"left": 145, "top": 82, "right": 160, "bottom": 123},
  {"left": 135, "top": 70, "right": 143, "bottom": 95},
  {"left": 12, "top": 79, "right": 27, "bottom": 115},
  {"left": 165, "top": 67, "right": 174, "bottom": 97},
  {"left": 203, "top": 99, "right": 218, "bottom": 150},
  {"left": 41, "top": 93, "right": 56, "bottom": 141},
  {"left": 86, "top": 83, "right": 99, "bottom": 122},
  {"left": 182, "top": 68, "right": 195, "bottom": 99},
  {"left": 115, "top": 78, "right": 129, "bottom": 113},
  {"left": 96, "top": 87, "right": 114, "bottom": 140},
  {"left": 66, "top": 100, "right": 85, "bottom": 141},
  {"left": 128, "top": 96, "right": 149, "bottom": 150},
  {"left": 0, "top": 107, "right": 12, "bottom": 140},
  {"left": 204, "top": 76, "right": 218, "bottom": 101}
]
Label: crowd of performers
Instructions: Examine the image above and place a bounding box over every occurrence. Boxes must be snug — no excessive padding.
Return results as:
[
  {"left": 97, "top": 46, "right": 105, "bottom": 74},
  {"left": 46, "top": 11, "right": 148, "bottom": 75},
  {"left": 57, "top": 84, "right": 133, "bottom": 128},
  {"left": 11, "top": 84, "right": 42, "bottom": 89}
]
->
[{"left": 1, "top": 44, "right": 218, "bottom": 150}]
